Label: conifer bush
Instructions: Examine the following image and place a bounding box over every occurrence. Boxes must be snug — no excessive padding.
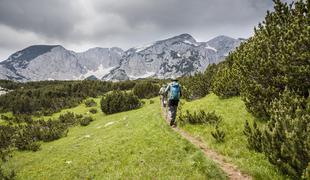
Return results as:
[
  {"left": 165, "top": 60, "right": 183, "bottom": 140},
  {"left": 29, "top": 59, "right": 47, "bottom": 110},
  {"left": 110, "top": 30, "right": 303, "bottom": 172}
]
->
[
  {"left": 89, "top": 108, "right": 97, "bottom": 114},
  {"left": 244, "top": 89, "right": 310, "bottom": 178},
  {"left": 133, "top": 81, "right": 159, "bottom": 99},
  {"left": 34, "top": 119, "right": 69, "bottom": 142},
  {"left": 237, "top": 0, "right": 310, "bottom": 177},
  {"left": 212, "top": 59, "right": 240, "bottom": 98},
  {"left": 211, "top": 125, "right": 225, "bottom": 143},
  {"left": 84, "top": 99, "right": 97, "bottom": 107},
  {"left": 233, "top": 0, "right": 310, "bottom": 119},
  {"left": 302, "top": 165, "right": 310, "bottom": 180},
  {"left": 0, "top": 126, "right": 16, "bottom": 180},
  {"left": 262, "top": 89, "right": 309, "bottom": 178},
  {"left": 58, "top": 112, "right": 80, "bottom": 126},
  {"left": 243, "top": 120, "right": 263, "bottom": 152},
  {"left": 14, "top": 125, "right": 40, "bottom": 151},
  {"left": 178, "top": 110, "right": 221, "bottom": 125},
  {"left": 0, "top": 126, "right": 15, "bottom": 161},
  {"left": 79, "top": 116, "right": 94, "bottom": 126},
  {"left": 180, "top": 64, "right": 218, "bottom": 100},
  {"left": 0, "top": 80, "right": 117, "bottom": 115},
  {"left": 0, "top": 169, "right": 15, "bottom": 180},
  {"left": 101, "top": 91, "right": 141, "bottom": 114}
]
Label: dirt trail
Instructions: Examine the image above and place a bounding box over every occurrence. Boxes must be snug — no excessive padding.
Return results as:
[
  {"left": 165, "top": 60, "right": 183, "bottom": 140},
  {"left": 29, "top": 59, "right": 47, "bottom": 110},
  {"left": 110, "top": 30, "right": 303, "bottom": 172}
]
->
[{"left": 161, "top": 106, "right": 252, "bottom": 180}]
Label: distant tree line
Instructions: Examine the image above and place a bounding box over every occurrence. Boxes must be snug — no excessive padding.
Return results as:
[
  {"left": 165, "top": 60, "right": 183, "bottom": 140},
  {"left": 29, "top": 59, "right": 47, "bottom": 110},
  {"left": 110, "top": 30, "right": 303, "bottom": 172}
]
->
[
  {"left": 0, "top": 80, "right": 136, "bottom": 115},
  {"left": 133, "top": 81, "right": 160, "bottom": 99},
  {"left": 179, "top": 59, "right": 239, "bottom": 100}
]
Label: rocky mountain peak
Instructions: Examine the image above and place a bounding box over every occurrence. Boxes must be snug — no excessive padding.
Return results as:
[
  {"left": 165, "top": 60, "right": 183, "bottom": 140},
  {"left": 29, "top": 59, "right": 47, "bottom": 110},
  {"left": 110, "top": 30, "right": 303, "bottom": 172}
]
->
[
  {"left": 3, "top": 45, "right": 60, "bottom": 63},
  {"left": 0, "top": 34, "right": 242, "bottom": 81},
  {"left": 173, "top": 33, "right": 196, "bottom": 41},
  {"left": 157, "top": 33, "right": 198, "bottom": 46}
]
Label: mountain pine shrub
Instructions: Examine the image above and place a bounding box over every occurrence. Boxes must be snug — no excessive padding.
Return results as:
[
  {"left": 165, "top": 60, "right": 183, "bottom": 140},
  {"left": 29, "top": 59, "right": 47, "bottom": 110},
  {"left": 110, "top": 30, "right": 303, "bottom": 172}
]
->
[
  {"left": 0, "top": 126, "right": 15, "bottom": 180},
  {"left": 243, "top": 120, "right": 263, "bottom": 152},
  {"left": 244, "top": 89, "right": 310, "bottom": 178},
  {"left": 0, "top": 168, "right": 15, "bottom": 180},
  {"left": 180, "top": 64, "right": 218, "bottom": 100},
  {"left": 89, "top": 108, "right": 97, "bottom": 114},
  {"left": 133, "top": 81, "right": 159, "bottom": 99},
  {"left": 0, "top": 126, "right": 15, "bottom": 161},
  {"left": 84, "top": 99, "right": 97, "bottom": 107},
  {"left": 262, "top": 89, "right": 309, "bottom": 179},
  {"left": 34, "top": 119, "right": 69, "bottom": 142},
  {"left": 101, "top": 91, "right": 141, "bottom": 114},
  {"left": 232, "top": 0, "right": 310, "bottom": 119},
  {"left": 14, "top": 125, "right": 40, "bottom": 151},
  {"left": 178, "top": 110, "right": 221, "bottom": 125},
  {"left": 211, "top": 125, "right": 225, "bottom": 143},
  {"left": 302, "top": 164, "right": 310, "bottom": 180},
  {"left": 80, "top": 116, "right": 94, "bottom": 126},
  {"left": 58, "top": 112, "right": 80, "bottom": 127},
  {"left": 212, "top": 59, "right": 240, "bottom": 98}
]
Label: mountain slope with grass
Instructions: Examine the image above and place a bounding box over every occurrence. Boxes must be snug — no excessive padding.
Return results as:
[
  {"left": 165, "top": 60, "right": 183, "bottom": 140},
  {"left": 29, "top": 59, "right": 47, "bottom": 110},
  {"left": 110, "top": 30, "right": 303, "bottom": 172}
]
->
[{"left": 1, "top": 97, "right": 227, "bottom": 179}]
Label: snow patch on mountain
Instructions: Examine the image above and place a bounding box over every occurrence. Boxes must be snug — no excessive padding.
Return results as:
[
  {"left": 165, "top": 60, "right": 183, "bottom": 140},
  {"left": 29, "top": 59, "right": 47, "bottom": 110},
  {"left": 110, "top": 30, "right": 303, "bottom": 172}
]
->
[
  {"left": 183, "top": 40, "right": 199, "bottom": 46},
  {"left": 205, "top": 44, "right": 217, "bottom": 52},
  {"left": 128, "top": 71, "right": 155, "bottom": 80},
  {"left": 135, "top": 43, "right": 155, "bottom": 52},
  {"left": 12, "top": 52, "right": 23, "bottom": 59},
  {"left": 81, "top": 65, "right": 115, "bottom": 79}
]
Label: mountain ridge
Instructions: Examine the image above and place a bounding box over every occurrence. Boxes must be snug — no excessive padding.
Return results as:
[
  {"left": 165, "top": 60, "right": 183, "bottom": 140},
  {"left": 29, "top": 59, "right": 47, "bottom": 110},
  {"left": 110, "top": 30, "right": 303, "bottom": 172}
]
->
[{"left": 0, "top": 34, "right": 243, "bottom": 81}]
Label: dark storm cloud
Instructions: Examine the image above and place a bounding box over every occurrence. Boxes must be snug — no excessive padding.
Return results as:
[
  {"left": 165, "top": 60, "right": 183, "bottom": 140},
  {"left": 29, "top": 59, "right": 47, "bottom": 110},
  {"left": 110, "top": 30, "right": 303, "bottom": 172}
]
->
[
  {"left": 0, "top": 0, "right": 291, "bottom": 60},
  {"left": 0, "top": 0, "right": 83, "bottom": 39},
  {"left": 94, "top": 0, "right": 273, "bottom": 30}
]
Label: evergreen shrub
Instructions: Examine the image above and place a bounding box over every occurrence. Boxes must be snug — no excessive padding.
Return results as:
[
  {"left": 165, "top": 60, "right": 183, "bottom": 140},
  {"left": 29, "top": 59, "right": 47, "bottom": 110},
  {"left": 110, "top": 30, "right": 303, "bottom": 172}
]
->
[
  {"left": 133, "top": 81, "right": 159, "bottom": 99},
  {"left": 178, "top": 110, "right": 221, "bottom": 125},
  {"left": 101, "top": 91, "right": 141, "bottom": 114}
]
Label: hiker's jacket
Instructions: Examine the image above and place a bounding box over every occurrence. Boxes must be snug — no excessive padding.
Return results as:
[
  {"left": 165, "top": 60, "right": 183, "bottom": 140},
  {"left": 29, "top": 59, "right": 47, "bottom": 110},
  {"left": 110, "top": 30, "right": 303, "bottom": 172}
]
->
[{"left": 159, "top": 87, "right": 166, "bottom": 96}]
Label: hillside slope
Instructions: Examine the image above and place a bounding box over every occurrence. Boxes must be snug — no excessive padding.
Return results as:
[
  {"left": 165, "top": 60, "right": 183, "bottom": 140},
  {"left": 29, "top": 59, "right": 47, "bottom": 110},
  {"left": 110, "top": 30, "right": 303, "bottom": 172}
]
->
[
  {"left": 2, "top": 98, "right": 226, "bottom": 179},
  {"left": 179, "top": 94, "right": 287, "bottom": 180}
]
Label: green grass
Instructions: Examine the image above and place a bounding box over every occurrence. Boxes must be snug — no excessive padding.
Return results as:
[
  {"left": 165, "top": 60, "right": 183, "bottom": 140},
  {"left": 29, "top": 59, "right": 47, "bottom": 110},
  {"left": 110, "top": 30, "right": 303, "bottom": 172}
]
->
[
  {"left": 2, "top": 97, "right": 227, "bottom": 179},
  {"left": 0, "top": 112, "right": 13, "bottom": 125},
  {"left": 34, "top": 97, "right": 103, "bottom": 120},
  {"left": 179, "top": 93, "right": 288, "bottom": 180}
]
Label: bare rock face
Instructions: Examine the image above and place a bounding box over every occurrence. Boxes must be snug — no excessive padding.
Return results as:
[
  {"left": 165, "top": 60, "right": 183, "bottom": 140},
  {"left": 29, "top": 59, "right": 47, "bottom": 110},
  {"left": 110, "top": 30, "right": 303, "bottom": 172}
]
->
[
  {"left": 0, "top": 45, "right": 124, "bottom": 81},
  {"left": 103, "top": 34, "right": 241, "bottom": 81},
  {"left": 0, "top": 34, "right": 242, "bottom": 81}
]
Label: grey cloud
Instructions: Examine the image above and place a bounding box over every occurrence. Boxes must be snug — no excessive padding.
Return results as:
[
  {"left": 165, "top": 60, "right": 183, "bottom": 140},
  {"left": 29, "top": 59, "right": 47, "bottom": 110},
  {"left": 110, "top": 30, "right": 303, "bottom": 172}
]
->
[
  {"left": 0, "top": 0, "right": 83, "bottom": 39},
  {"left": 94, "top": 0, "right": 273, "bottom": 30},
  {"left": 0, "top": 0, "right": 288, "bottom": 60}
]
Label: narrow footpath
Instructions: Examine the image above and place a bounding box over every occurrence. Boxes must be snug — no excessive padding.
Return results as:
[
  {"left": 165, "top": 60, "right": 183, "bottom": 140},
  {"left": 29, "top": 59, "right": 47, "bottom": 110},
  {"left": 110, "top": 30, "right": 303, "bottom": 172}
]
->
[{"left": 161, "top": 105, "right": 252, "bottom": 180}]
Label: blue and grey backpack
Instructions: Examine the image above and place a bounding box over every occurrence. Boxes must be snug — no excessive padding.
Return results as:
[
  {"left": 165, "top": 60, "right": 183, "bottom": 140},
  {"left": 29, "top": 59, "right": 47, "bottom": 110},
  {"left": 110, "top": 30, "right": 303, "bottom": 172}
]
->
[{"left": 169, "top": 82, "right": 180, "bottom": 100}]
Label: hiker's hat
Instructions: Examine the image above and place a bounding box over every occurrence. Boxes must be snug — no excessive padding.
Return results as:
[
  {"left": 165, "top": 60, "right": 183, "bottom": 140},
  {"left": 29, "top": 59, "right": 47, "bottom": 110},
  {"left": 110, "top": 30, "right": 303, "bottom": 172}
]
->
[{"left": 171, "top": 76, "right": 178, "bottom": 81}]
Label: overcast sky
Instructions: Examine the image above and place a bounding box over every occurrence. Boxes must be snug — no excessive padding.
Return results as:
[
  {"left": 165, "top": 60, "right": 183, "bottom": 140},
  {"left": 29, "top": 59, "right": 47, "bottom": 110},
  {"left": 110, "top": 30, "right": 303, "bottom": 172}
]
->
[{"left": 0, "top": 0, "right": 289, "bottom": 60}]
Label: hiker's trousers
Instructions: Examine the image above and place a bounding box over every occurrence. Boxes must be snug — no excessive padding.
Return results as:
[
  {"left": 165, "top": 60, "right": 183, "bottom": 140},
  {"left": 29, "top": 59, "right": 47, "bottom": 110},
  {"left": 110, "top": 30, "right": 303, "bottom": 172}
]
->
[
  {"left": 168, "top": 100, "right": 179, "bottom": 125},
  {"left": 160, "top": 95, "right": 166, "bottom": 107}
]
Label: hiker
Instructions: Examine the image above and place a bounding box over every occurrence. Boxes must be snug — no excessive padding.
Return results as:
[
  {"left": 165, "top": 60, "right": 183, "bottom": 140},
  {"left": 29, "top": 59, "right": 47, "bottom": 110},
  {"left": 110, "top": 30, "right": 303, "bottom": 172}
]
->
[
  {"left": 165, "top": 77, "right": 181, "bottom": 127},
  {"left": 159, "top": 84, "right": 167, "bottom": 107}
]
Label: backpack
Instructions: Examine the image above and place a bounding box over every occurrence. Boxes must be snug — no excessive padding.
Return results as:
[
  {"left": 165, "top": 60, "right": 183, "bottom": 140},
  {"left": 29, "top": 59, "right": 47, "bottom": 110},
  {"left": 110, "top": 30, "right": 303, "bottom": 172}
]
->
[{"left": 169, "top": 82, "right": 180, "bottom": 100}]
